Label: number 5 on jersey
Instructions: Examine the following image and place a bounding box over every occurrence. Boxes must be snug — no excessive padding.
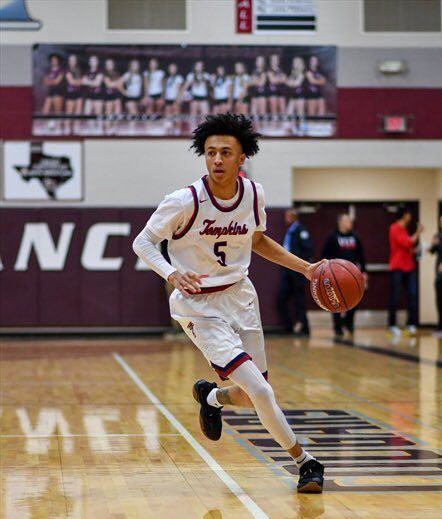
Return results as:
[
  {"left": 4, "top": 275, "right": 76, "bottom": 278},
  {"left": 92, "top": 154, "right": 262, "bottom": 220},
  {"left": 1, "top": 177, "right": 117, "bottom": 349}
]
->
[{"left": 214, "top": 241, "right": 227, "bottom": 267}]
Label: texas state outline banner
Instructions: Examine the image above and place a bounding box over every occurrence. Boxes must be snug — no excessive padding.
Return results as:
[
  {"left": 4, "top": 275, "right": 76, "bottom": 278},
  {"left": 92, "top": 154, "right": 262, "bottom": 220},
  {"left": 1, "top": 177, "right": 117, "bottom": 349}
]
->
[{"left": 3, "top": 141, "right": 83, "bottom": 201}]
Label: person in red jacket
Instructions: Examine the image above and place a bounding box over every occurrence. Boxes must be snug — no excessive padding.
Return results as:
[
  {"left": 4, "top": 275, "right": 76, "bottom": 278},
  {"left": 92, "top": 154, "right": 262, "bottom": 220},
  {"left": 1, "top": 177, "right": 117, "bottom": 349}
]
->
[{"left": 388, "top": 207, "right": 424, "bottom": 337}]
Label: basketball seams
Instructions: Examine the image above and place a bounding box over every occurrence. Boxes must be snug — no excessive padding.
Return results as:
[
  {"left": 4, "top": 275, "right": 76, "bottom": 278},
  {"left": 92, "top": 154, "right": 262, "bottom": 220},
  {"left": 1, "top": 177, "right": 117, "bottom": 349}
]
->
[
  {"left": 334, "top": 259, "right": 364, "bottom": 302},
  {"left": 328, "top": 262, "right": 349, "bottom": 311},
  {"left": 311, "top": 262, "right": 329, "bottom": 311},
  {"left": 317, "top": 263, "right": 333, "bottom": 312}
]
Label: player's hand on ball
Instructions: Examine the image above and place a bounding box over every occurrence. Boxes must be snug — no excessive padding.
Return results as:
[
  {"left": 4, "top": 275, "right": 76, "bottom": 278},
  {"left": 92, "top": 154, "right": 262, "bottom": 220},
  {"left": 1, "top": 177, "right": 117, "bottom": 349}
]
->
[
  {"left": 304, "top": 259, "right": 328, "bottom": 281},
  {"left": 168, "top": 271, "right": 209, "bottom": 297}
]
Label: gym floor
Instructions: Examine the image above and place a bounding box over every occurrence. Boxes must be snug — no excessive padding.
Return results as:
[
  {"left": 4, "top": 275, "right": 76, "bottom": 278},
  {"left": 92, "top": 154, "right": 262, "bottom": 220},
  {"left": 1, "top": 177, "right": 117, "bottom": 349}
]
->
[{"left": 1, "top": 329, "right": 440, "bottom": 518}]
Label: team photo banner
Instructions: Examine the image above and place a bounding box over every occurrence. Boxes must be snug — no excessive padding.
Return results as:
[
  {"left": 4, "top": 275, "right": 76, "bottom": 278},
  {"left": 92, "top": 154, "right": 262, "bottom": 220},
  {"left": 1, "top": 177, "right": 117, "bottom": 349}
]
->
[{"left": 32, "top": 44, "right": 337, "bottom": 138}]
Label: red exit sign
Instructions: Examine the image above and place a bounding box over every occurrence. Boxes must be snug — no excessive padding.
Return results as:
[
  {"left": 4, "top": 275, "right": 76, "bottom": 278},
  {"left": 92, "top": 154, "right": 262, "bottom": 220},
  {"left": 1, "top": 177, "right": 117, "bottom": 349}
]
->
[{"left": 383, "top": 115, "right": 408, "bottom": 133}]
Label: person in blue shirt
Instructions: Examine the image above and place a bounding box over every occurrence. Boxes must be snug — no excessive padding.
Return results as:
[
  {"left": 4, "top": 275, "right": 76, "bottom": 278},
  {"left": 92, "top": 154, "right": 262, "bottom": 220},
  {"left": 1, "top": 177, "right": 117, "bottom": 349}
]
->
[{"left": 277, "top": 209, "right": 314, "bottom": 336}]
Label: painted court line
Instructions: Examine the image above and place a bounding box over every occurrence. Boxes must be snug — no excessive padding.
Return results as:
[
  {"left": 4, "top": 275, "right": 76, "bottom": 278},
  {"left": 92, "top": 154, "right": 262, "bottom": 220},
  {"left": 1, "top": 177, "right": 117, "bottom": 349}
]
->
[
  {"left": 113, "top": 352, "right": 269, "bottom": 519},
  {"left": 0, "top": 434, "right": 180, "bottom": 438}
]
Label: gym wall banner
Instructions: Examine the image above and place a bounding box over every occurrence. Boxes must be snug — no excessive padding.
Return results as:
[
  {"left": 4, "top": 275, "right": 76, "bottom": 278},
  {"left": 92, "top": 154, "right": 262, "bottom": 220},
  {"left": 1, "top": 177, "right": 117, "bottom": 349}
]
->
[
  {"left": 2, "top": 141, "right": 83, "bottom": 201},
  {"left": 32, "top": 44, "right": 337, "bottom": 138}
]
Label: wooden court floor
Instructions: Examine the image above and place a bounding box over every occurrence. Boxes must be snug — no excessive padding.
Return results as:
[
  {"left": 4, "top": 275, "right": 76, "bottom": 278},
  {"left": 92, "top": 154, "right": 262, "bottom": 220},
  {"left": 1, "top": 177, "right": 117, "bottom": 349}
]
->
[{"left": 1, "top": 329, "right": 441, "bottom": 518}]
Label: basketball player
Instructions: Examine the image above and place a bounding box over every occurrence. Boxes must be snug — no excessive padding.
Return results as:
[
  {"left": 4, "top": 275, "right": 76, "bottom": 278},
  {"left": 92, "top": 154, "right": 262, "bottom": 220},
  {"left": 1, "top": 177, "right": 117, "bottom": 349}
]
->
[
  {"left": 210, "top": 65, "right": 232, "bottom": 114},
  {"left": 133, "top": 113, "right": 326, "bottom": 493},
  {"left": 103, "top": 58, "right": 123, "bottom": 135},
  {"left": 164, "top": 63, "right": 184, "bottom": 134},
  {"left": 232, "top": 61, "right": 249, "bottom": 115},
  {"left": 286, "top": 56, "right": 306, "bottom": 135},
  {"left": 305, "top": 55, "right": 326, "bottom": 117},
  {"left": 82, "top": 55, "right": 104, "bottom": 132},
  {"left": 42, "top": 53, "right": 64, "bottom": 132},
  {"left": 122, "top": 59, "right": 143, "bottom": 116},
  {"left": 183, "top": 61, "right": 211, "bottom": 122},
  {"left": 143, "top": 58, "right": 165, "bottom": 116},
  {"left": 249, "top": 55, "right": 267, "bottom": 118},
  {"left": 267, "top": 54, "right": 287, "bottom": 117},
  {"left": 64, "top": 54, "right": 83, "bottom": 134}
]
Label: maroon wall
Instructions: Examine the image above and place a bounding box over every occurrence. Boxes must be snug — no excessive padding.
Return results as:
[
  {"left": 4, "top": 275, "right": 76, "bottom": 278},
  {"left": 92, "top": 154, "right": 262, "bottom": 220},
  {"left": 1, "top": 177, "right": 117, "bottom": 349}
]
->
[
  {"left": 1, "top": 86, "right": 441, "bottom": 139},
  {"left": 0, "top": 208, "right": 168, "bottom": 327},
  {"left": 336, "top": 88, "right": 442, "bottom": 139},
  {"left": 0, "top": 87, "right": 32, "bottom": 139},
  {"left": 0, "top": 208, "right": 284, "bottom": 328},
  {"left": 0, "top": 206, "right": 412, "bottom": 328}
]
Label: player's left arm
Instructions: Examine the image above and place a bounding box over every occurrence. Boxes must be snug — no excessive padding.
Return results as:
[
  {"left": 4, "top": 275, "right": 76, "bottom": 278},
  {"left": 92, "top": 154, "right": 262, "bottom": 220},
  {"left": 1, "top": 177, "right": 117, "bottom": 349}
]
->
[{"left": 252, "top": 231, "right": 325, "bottom": 281}]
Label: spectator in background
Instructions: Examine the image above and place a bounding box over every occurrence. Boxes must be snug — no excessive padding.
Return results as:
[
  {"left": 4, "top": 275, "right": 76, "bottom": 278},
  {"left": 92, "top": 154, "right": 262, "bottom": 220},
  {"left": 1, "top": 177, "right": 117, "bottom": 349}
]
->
[
  {"left": 322, "top": 214, "right": 367, "bottom": 338},
  {"left": 429, "top": 216, "right": 442, "bottom": 335},
  {"left": 277, "top": 209, "right": 313, "bottom": 337},
  {"left": 388, "top": 207, "right": 424, "bottom": 337}
]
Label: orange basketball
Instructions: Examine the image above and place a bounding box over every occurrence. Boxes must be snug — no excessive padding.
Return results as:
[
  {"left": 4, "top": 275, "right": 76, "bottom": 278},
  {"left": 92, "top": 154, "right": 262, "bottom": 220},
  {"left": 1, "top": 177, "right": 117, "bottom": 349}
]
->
[{"left": 310, "top": 259, "right": 365, "bottom": 313}]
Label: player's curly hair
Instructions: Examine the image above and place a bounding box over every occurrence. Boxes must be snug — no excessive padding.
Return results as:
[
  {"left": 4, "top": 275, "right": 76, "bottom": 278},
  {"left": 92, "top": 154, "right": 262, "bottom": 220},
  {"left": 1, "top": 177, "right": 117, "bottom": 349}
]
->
[{"left": 191, "top": 113, "right": 260, "bottom": 157}]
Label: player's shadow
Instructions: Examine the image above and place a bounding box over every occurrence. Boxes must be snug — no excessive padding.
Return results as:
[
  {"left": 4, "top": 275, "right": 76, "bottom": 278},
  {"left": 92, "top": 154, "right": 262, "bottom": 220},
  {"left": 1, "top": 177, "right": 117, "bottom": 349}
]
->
[
  {"left": 203, "top": 511, "right": 222, "bottom": 519},
  {"left": 294, "top": 493, "right": 325, "bottom": 518}
]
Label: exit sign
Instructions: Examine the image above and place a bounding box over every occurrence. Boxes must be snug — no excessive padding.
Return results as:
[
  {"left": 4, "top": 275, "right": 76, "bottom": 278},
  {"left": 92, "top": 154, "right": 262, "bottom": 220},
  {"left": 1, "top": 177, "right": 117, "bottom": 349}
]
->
[{"left": 383, "top": 115, "right": 408, "bottom": 133}]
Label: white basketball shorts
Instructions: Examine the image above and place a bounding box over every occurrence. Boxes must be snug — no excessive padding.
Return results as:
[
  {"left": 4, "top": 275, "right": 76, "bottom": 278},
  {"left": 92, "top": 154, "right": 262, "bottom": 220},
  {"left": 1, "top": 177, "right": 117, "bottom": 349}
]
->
[{"left": 169, "top": 277, "right": 268, "bottom": 380}]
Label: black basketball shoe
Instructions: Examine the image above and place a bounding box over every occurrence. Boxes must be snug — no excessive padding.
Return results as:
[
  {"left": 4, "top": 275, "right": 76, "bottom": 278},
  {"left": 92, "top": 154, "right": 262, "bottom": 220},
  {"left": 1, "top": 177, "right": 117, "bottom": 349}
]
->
[
  {"left": 297, "top": 460, "right": 325, "bottom": 493},
  {"left": 192, "top": 379, "right": 223, "bottom": 441}
]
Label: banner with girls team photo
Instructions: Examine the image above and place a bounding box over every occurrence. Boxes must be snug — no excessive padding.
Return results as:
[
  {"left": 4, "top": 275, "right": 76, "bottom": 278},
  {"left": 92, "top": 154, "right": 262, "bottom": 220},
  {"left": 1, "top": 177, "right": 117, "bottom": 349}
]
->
[{"left": 32, "top": 44, "right": 336, "bottom": 138}]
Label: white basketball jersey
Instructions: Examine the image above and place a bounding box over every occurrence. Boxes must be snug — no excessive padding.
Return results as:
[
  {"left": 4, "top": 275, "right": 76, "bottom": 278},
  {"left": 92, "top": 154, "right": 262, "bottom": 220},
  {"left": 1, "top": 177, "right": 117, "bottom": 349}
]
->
[
  {"left": 146, "top": 176, "right": 266, "bottom": 288},
  {"left": 144, "top": 69, "right": 165, "bottom": 95}
]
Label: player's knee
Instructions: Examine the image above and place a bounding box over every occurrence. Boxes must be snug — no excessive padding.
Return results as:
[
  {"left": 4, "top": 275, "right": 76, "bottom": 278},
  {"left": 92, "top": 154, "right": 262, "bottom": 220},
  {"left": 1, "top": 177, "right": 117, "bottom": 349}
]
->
[{"left": 249, "top": 381, "right": 274, "bottom": 407}]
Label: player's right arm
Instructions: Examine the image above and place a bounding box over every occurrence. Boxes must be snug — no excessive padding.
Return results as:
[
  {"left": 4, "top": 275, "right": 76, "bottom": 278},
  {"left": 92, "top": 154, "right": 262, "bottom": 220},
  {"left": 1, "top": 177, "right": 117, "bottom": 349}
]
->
[
  {"left": 132, "top": 191, "right": 207, "bottom": 297},
  {"left": 252, "top": 231, "right": 326, "bottom": 281}
]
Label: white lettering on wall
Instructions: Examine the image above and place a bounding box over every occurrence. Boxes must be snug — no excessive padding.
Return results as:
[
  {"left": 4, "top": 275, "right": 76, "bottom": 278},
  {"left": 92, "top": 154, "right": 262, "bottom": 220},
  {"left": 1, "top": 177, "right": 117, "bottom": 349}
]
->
[
  {"left": 14, "top": 223, "right": 75, "bottom": 271},
  {"left": 81, "top": 223, "right": 131, "bottom": 271}
]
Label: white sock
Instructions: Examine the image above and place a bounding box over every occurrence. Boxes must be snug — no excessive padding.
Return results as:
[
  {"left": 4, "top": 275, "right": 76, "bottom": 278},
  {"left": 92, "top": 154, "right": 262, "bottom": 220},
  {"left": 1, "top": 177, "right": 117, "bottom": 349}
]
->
[
  {"left": 295, "top": 448, "right": 315, "bottom": 469},
  {"left": 206, "top": 388, "right": 223, "bottom": 408}
]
